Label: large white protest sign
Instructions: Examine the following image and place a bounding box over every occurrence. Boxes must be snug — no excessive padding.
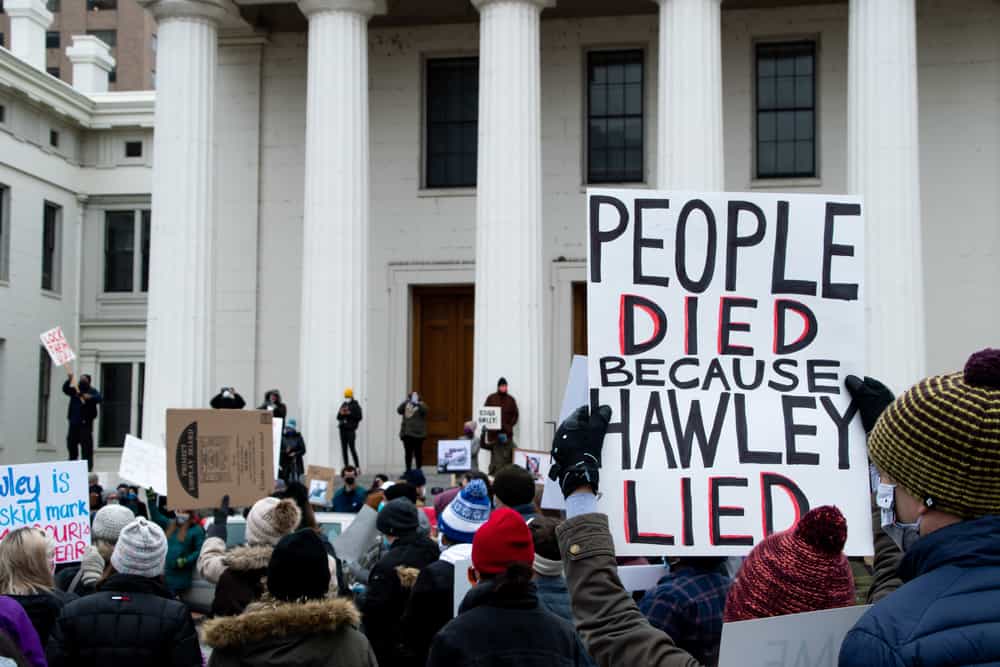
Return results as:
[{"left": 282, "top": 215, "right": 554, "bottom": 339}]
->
[
  {"left": 589, "top": 189, "right": 871, "bottom": 556},
  {"left": 0, "top": 461, "right": 90, "bottom": 563},
  {"left": 40, "top": 326, "right": 75, "bottom": 366},
  {"left": 477, "top": 406, "right": 501, "bottom": 430},
  {"left": 718, "top": 605, "right": 870, "bottom": 667},
  {"left": 119, "top": 434, "right": 167, "bottom": 494}
]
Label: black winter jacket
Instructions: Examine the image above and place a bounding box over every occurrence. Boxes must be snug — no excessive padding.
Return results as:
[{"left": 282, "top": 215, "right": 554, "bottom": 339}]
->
[
  {"left": 48, "top": 573, "right": 202, "bottom": 667},
  {"left": 337, "top": 400, "right": 363, "bottom": 431},
  {"left": 427, "top": 579, "right": 590, "bottom": 667},
  {"left": 10, "top": 589, "right": 76, "bottom": 657},
  {"left": 401, "top": 557, "right": 457, "bottom": 664},
  {"left": 361, "top": 532, "right": 438, "bottom": 665}
]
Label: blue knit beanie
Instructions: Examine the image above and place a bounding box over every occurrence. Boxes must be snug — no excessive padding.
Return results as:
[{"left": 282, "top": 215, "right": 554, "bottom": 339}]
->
[{"left": 439, "top": 479, "right": 491, "bottom": 544}]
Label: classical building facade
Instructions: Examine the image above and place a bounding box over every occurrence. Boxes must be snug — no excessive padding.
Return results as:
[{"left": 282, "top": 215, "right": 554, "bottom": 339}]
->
[{"left": 2, "top": 0, "right": 998, "bottom": 476}]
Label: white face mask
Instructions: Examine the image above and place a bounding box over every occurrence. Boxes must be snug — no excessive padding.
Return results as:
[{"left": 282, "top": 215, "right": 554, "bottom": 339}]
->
[
  {"left": 175, "top": 513, "right": 190, "bottom": 525},
  {"left": 876, "top": 481, "right": 921, "bottom": 552},
  {"left": 411, "top": 393, "right": 419, "bottom": 403}
]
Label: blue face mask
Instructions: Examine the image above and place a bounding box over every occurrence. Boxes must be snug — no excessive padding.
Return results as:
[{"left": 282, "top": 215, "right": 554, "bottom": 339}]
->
[{"left": 876, "top": 481, "right": 921, "bottom": 552}]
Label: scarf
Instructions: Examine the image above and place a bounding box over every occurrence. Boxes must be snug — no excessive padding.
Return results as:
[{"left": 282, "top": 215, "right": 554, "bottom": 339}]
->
[{"left": 532, "top": 553, "right": 563, "bottom": 578}]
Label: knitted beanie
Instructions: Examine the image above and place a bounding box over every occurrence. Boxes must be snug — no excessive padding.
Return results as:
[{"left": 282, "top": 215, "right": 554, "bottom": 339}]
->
[
  {"left": 472, "top": 507, "right": 535, "bottom": 575},
  {"left": 493, "top": 464, "right": 536, "bottom": 508},
  {"left": 868, "top": 348, "right": 1000, "bottom": 518},
  {"left": 723, "top": 506, "right": 854, "bottom": 622},
  {"left": 377, "top": 498, "right": 420, "bottom": 537},
  {"left": 110, "top": 517, "right": 168, "bottom": 578},
  {"left": 384, "top": 482, "right": 417, "bottom": 504},
  {"left": 528, "top": 516, "right": 564, "bottom": 577},
  {"left": 92, "top": 504, "right": 136, "bottom": 542},
  {"left": 245, "top": 497, "right": 302, "bottom": 546},
  {"left": 439, "top": 479, "right": 491, "bottom": 544},
  {"left": 267, "top": 529, "right": 331, "bottom": 602},
  {"left": 403, "top": 468, "right": 427, "bottom": 489}
]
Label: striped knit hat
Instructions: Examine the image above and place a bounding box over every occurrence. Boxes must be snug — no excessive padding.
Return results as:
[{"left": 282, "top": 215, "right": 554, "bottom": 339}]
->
[
  {"left": 868, "top": 349, "right": 1000, "bottom": 518},
  {"left": 439, "top": 479, "right": 491, "bottom": 544},
  {"left": 723, "top": 506, "right": 854, "bottom": 621},
  {"left": 110, "top": 517, "right": 167, "bottom": 578}
]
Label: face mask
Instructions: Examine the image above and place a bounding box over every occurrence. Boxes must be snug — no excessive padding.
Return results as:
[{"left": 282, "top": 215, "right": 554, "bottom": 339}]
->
[
  {"left": 876, "top": 482, "right": 921, "bottom": 552},
  {"left": 344, "top": 477, "right": 356, "bottom": 486},
  {"left": 411, "top": 393, "right": 419, "bottom": 403},
  {"left": 175, "top": 513, "right": 190, "bottom": 525}
]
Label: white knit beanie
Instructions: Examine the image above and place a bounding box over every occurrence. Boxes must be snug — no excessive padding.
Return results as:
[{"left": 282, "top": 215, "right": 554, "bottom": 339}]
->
[
  {"left": 92, "top": 504, "right": 135, "bottom": 542},
  {"left": 110, "top": 517, "right": 167, "bottom": 578},
  {"left": 245, "top": 497, "right": 302, "bottom": 546}
]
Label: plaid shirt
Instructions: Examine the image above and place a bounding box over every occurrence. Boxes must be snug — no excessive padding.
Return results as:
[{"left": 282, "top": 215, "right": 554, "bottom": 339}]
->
[{"left": 638, "top": 563, "right": 732, "bottom": 667}]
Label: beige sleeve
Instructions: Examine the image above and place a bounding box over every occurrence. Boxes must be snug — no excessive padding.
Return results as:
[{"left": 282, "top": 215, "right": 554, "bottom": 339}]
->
[{"left": 197, "top": 535, "right": 228, "bottom": 585}]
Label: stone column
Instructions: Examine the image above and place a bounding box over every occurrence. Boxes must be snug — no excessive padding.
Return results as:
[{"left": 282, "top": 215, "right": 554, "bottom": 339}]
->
[
  {"left": 848, "top": 0, "right": 925, "bottom": 390},
  {"left": 471, "top": 0, "right": 551, "bottom": 451},
  {"left": 5, "top": 0, "right": 52, "bottom": 71},
  {"left": 138, "top": 0, "right": 225, "bottom": 444},
  {"left": 65, "top": 35, "right": 116, "bottom": 93},
  {"left": 655, "top": 0, "right": 724, "bottom": 189},
  {"left": 296, "top": 0, "right": 380, "bottom": 467}
]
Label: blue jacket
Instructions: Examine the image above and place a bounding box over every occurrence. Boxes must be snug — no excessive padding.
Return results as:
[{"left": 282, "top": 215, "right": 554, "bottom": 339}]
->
[{"left": 840, "top": 515, "right": 1000, "bottom": 667}]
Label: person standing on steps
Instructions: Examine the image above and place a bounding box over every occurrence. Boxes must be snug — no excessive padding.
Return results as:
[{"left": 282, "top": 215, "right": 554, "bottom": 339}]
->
[
  {"left": 62, "top": 371, "right": 101, "bottom": 472},
  {"left": 397, "top": 391, "right": 429, "bottom": 472},
  {"left": 337, "top": 388, "right": 363, "bottom": 471},
  {"left": 482, "top": 377, "right": 518, "bottom": 476}
]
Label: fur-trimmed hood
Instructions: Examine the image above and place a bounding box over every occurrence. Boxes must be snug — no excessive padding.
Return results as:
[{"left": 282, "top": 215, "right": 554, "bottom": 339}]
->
[
  {"left": 202, "top": 597, "right": 361, "bottom": 649},
  {"left": 222, "top": 544, "right": 273, "bottom": 571}
]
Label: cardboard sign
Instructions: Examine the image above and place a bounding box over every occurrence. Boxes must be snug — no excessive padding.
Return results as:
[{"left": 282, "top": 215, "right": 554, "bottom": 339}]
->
[
  {"left": 305, "top": 465, "right": 337, "bottom": 505},
  {"left": 165, "top": 409, "right": 274, "bottom": 509},
  {"left": 589, "top": 189, "right": 871, "bottom": 556},
  {"left": 513, "top": 449, "right": 551, "bottom": 484},
  {"left": 438, "top": 440, "right": 472, "bottom": 473},
  {"left": 40, "top": 326, "right": 75, "bottom": 366},
  {"left": 119, "top": 434, "right": 168, "bottom": 495},
  {"left": 541, "top": 354, "right": 589, "bottom": 510},
  {"left": 477, "top": 406, "right": 501, "bottom": 430},
  {"left": 0, "top": 461, "right": 90, "bottom": 563},
  {"left": 718, "top": 605, "right": 870, "bottom": 667},
  {"left": 272, "top": 418, "right": 283, "bottom": 480}
]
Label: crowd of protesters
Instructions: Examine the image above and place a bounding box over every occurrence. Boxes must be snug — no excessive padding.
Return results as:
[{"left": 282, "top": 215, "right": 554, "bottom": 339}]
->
[{"left": 1, "top": 352, "right": 997, "bottom": 666}]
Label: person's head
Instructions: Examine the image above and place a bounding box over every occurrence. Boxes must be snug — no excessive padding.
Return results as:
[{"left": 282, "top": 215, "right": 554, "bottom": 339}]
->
[
  {"left": 267, "top": 529, "right": 331, "bottom": 602},
  {"left": 410, "top": 391, "right": 420, "bottom": 403},
  {"left": 92, "top": 504, "right": 136, "bottom": 561},
  {"left": 79, "top": 374, "right": 92, "bottom": 389},
  {"left": 267, "top": 390, "right": 281, "bottom": 403},
  {"left": 279, "top": 481, "right": 318, "bottom": 530},
  {"left": 723, "top": 506, "right": 853, "bottom": 622},
  {"left": 376, "top": 498, "right": 420, "bottom": 542},
  {"left": 246, "top": 496, "right": 302, "bottom": 547},
  {"left": 471, "top": 507, "right": 534, "bottom": 588},
  {"left": 285, "top": 417, "right": 298, "bottom": 433},
  {"left": 868, "top": 348, "right": 1000, "bottom": 550},
  {"left": 342, "top": 466, "right": 358, "bottom": 488},
  {"left": 493, "top": 465, "right": 536, "bottom": 510},
  {"left": 110, "top": 517, "right": 168, "bottom": 580},
  {"left": 439, "top": 479, "right": 492, "bottom": 547},
  {"left": 463, "top": 420, "right": 476, "bottom": 437},
  {"left": 88, "top": 473, "right": 99, "bottom": 486},
  {"left": 117, "top": 483, "right": 129, "bottom": 495},
  {"left": 497, "top": 377, "right": 508, "bottom": 394},
  {"left": 384, "top": 481, "right": 417, "bottom": 504},
  {"left": 372, "top": 473, "right": 390, "bottom": 490},
  {"left": 344, "top": 387, "right": 353, "bottom": 399},
  {"left": 0, "top": 527, "right": 55, "bottom": 595},
  {"left": 221, "top": 385, "right": 234, "bottom": 399},
  {"left": 462, "top": 472, "right": 493, "bottom": 503},
  {"left": 402, "top": 468, "right": 426, "bottom": 494},
  {"left": 527, "top": 516, "right": 563, "bottom": 578}
]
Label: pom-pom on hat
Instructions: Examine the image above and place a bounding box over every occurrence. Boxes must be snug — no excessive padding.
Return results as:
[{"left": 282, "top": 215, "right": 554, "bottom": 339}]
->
[
  {"left": 723, "top": 506, "right": 854, "bottom": 622},
  {"left": 439, "top": 479, "right": 491, "bottom": 544},
  {"left": 868, "top": 348, "right": 1000, "bottom": 518},
  {"left": 245, "top": 497, "right": 302, "bottom": 546},
  {"left": 472, "top": 507, "right": 534, "bottom": 575}
]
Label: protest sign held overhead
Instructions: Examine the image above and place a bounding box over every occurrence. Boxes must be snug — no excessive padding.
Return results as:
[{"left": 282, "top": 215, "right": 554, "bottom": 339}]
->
[
  {"left": 119, "top": 434, "right": 168, "bottom": 495},
  {"left": 40, "top": 326, "right": 76, "bottom": 366},
  {"left": 165, "top": 409, "right": 274, "bottom": 509},
  {"left": 0, "top": 461, "right": 90, "bottom": 563},
  {"left": 588, "top": 189, "right": 871, "bottom": 556}
]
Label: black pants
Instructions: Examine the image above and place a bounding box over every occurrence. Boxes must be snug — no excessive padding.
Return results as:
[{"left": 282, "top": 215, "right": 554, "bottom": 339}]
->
[
  {"left": 67, "top": 422, "right": 94, "bottom": 471},
  {"left": 402, "top": 436, "right": 424, "bottom": 471},
  {"left": 340, "top": 429, "right": 360, "bottom": 468}
]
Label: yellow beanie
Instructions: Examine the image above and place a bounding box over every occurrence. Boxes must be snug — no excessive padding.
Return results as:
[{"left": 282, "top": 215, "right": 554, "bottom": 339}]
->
[{"left": 344, "top": 388, "right": 354, "bottom": 398}]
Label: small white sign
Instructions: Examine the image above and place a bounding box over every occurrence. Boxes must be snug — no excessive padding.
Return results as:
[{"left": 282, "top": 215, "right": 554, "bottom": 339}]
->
[
  {"left": 477, "top": 406, "right": 502, "bottom": 430},
  {"left": 438, "top": 439, "right": 472, "bottom": 473},
  {"left": 119, "top": 434, "right": 168, "bottom": 495},
  {"left": 272, "top": 418, "right": 283, "bottom": 480},
  {"left": 40, "top": 326, "right": 75, "bottom": 366}
]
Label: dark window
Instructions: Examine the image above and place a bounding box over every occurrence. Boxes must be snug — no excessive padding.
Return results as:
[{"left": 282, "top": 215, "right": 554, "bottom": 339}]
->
[
  {"left": 0, "top": 104, "right": 6, "bottom": 124},
  {"left": 125, "top": 141, "right": 142, "bottom": 158},
  {"left": 45, "top": 31, "right": 59, "bottom": 49},
  {"left": 41, "top": 203, "right": 59, "bottom": 291},
  {"left": 140, "top": 210, "right": 150, "bottom": 292},
  {"left": 37, "top": 346, "right": 51, "bottom": 442},
  {"left": 87, "top": 29, "right": 116, "bottom": 47},
  {"left": 109, "top": 67, "right": 116, "bottom": 84},
  {"left": 46, "top": 67, "right": 60, "bottom": 79},
  {"left": 99, "top": 363, "right": 131, "bottom": 447},
  {"left": 0, "top": 33, "right": 5, "bottom": 48},
  {"left": 104, "top": 210, "right": 134, "bottom": 292},
  {"left": 425, "top": 57, "right": 478, "bottom": 188},
  {"left": 588, "top": 50, "right": 644, "bottom": 184},
  {"left": 756, "top": 41, "right": 816, "bottom": 178},
  {"left": 86, "top": 0, "right": 117, "bottom": 10},
  {"left": 136, "top": 362, "right": 145, "bottom": 438},
  {"left": 49, "top": 129, "right": 59, "bottom": 147}
]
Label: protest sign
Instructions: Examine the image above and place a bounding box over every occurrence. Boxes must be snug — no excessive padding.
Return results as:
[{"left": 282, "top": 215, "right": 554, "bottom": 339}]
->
[
  {"left": 0, "top": 461, "right": 90, "bottom": 563},
  {"left": 541, "top": 354, "right": 588, "bottom": 510},
  {"left": 477, "top": 406, "right": 501, "bottom": 430},
  {"left": 513, "top": 449, "right": 550, "bottom": 484},
  {"left": 588, "top": 189, "right": 871, "bottom": 556},
  {"left": 305, "top": 465, "right": 337, "bottom": 505},
  {"left": 453, "top": 558, "right": 474, "bottom": 616},
  {"left": 438, "top": 440, "right": 472, "bottom": 473},
  {"left": 332, "top": 506, "right": 377, "bottom": 563},
  {"left": 40, "top": 326, "right": 75, "bottom": 366},
  {"left": 272, "top": 418, "right": 282, "bottom": 480},
  {"left": 165, "top": 409, "right": 274, "bottom": 509},
  {"left": 119, "top": 434, "right": 167, "bottom": 495},
  {"left": 718, "top": 605, "right": 870, "bottom": 667}
]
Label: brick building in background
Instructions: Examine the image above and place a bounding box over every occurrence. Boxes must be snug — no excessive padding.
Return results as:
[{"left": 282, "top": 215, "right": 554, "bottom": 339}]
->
[{"left": 0, "top": 0, "right": 155, "bottom": 90}]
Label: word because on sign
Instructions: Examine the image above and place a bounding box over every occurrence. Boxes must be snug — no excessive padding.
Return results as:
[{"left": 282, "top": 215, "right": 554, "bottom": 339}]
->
[
  {"left": 588, "top": 189, "right": 872, "bottom": 556},
  {"left": 0, "top": 461, "right": 90, "bottom": 563}
]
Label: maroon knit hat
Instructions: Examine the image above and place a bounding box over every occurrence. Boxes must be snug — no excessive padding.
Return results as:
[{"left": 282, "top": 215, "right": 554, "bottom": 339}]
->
[{"left": 723, "top": 506, "right": 854, "bottom": 622}]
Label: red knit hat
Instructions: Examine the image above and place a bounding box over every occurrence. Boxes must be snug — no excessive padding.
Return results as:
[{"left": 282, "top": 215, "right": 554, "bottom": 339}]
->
[
  {"left": 472, "top": 507, "right": 534, "bottom": 575},
  {"left": 723, "top": 506, "right": 855, "bottom": 622}
]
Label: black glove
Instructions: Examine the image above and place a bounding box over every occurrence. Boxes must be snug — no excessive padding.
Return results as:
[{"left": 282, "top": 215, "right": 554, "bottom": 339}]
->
[
  {"left": 548, "top": 404, "right": 612, "bottom": 498},
  {"left": 845, "top": 375, "right": 895, "bottom": 434},
  {"left": 206, "top": 495, "right": 230, "bottom": 541}
]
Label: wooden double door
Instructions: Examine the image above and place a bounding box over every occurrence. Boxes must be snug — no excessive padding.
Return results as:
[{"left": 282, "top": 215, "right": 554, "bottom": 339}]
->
[{"left": 411, "top": 286, "right": 475, "bottom": 465}]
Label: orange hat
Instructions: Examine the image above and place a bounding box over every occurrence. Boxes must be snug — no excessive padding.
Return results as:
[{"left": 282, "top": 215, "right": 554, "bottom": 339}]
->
[{"left": 344, "top": 388, "right": 354, "bottom": 398}]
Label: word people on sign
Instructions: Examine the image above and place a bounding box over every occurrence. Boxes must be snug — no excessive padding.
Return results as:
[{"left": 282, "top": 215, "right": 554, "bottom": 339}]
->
[
  {"left": 0, "top": 461, "right": 90, "bottom": 563},
  {"left": 477, "top": 406, "right": 501, "bottom": 430},
  {"left": 40, "top": 327, "right": 76, "bottom": 366},
  {"left": 588, "top": 189, "right": 872, "bottom": 556}
]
